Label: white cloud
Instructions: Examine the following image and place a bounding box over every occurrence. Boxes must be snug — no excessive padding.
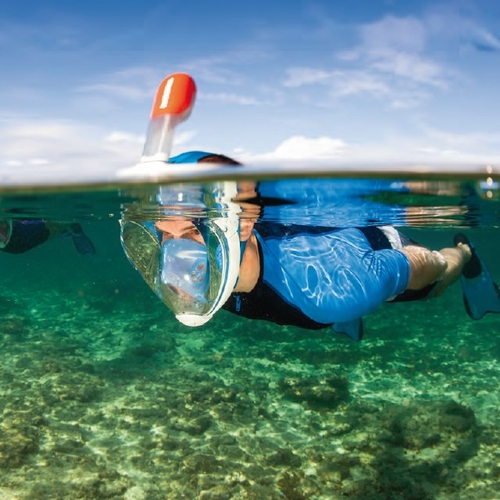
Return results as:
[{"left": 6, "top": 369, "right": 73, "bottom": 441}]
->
[
  {"left": 0, "top": 119, "right": 143, "bottom": 185},
  {"left": 390, "top": 89, "right": 430, "bottom": 109},
  {"left": 284, "top": 14, "right": 452, "bottom": 109},
  {"left": 181, "top": 56, "right": 244, "bottom": 86},
  {"left": 74, "top": 66, "right": 165, "bottom": 104},
  {"left": 284, "top": 67, "right": 390, "bottom": 97},
  {"left": 28, "top": 158, "right": 50, "bottom": 165},
  {"left": 284, "top": 68, "right": 331, "bottom": 87},
  {"left": 332, "top": 71, "right": 390, "bottom": 97},
  {"left": 104, "top": 131, "right": 145, "bottom": 143},
  {"left": 246, "top": 135, "right": 346, "bottom": 162},
  {"left": 424, "top": 5, "right": 500, "bottom": 54},
  {"left": 241, "top": 132, "right": 500, "bottom": 166},
  {"left": 76, "top": 83, "right": 149, "bottom": 101},
  {"left": 360, "top": 15, "right": 427, "bottom": 54},
  {"left": 352, "top": 15, "right": 451, "bottom": 90},
  {"left": 174, "top": 130, "right": 198, "bottom": 146},
  {"left": 199, "top": 92, "right": 262, "bottom": 106},
  {"left": 0, "top": 116, "right": 203, "bottom": 187},
  {"left": 421, "top": 126, "right": 500, "bottom": 150},
  {"left": 0, "top": 119, "right": 498, "bottom": 188},
  {"left": 371, "top": 51, "right": 447, "bottom": 88},
  {"left": 284, "top": 66, "right": 431, "bottom": 108},
  {"left": 468, "top": 26, "right": 500, "bottom": 52}
]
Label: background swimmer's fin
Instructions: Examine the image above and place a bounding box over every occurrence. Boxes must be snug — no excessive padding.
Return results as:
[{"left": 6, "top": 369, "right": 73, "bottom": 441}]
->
[
  {"left": 332, "top": 318, "right": 363, "bottom": 341},
  {"left": 64, "top": 223, "right": 96, "bottom": 255},
  {"left": 454, "top": 233, "right": 500, "bottom": 320}
]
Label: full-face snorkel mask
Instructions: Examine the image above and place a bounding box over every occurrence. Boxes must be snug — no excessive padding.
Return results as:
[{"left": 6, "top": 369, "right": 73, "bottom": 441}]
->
[{"left": 120, "top": 181, "right": 242, "bottom": 327}]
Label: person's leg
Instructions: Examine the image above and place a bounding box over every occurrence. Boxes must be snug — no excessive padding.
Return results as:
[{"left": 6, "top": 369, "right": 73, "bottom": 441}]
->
[
  {"left": 400, "top": 242, "right": 471, "bottom": 295},
  {"left": 433, "top": 242, "right": 472, "bottom": 296}
]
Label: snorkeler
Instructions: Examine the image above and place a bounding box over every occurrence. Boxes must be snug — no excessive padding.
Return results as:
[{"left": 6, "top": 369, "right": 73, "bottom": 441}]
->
[
  {"left": 0, "top": 219, "right": 95, "bottom": 255},
  {"left": 120, "top": 151, "right": 500, "bottom": 340}
]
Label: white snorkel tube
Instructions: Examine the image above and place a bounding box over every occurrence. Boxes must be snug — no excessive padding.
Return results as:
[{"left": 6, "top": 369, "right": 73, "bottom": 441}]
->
[{"left": 141, "top": 73, "right": 196, "bottom": 163}]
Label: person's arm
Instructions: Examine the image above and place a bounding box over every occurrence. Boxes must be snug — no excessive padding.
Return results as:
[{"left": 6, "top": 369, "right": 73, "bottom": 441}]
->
[{"left": 234, "top": 231, "right": 260, "bottom": 293}]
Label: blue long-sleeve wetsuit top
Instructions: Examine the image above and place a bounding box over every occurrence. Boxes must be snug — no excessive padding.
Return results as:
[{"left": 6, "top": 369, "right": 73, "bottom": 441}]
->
[{"left": 223, "top": 223, "right": 411, "bottom": 329}]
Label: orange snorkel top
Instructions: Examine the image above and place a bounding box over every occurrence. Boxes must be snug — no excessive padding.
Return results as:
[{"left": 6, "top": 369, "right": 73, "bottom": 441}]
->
[
  {"left": 141, "top": 73, "right": 197, "bottom": 163},
  {"left": 150, "top": 73, "right": 197, "bottom": 120}
]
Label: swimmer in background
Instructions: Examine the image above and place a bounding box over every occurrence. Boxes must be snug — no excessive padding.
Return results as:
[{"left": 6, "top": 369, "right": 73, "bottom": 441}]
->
[{"left": 0, "top": 219, "right": 95, "bottom": 255}]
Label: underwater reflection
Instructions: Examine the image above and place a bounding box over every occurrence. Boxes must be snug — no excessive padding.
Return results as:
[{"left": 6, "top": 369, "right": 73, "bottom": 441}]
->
[{"left": 120, "top": 176, "right": 500, "bottom": 340}]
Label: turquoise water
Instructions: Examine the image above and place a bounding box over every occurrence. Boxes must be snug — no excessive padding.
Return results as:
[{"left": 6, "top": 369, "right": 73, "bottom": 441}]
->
[{"left": 0, "top": 176, "right": 499, "bottom": 499}]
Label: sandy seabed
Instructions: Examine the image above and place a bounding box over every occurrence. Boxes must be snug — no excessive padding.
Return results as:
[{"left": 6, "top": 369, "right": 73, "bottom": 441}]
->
[{"left": 1, "top": 281, "right": 500, "bottom": 500}]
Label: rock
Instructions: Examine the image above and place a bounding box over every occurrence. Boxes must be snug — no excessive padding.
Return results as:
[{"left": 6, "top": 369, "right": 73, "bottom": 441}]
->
[{"left": 279, "top": 375, "right": 349, "bottom": 409}]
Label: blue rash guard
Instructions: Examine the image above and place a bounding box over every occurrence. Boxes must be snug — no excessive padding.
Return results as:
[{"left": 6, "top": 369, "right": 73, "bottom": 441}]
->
[{"left": 223, "top": 223, "right": 411, "bottom": 329}]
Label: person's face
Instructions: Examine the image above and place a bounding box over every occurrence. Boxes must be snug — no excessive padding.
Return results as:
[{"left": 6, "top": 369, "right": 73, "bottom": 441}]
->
[{"left": 155, "top": 219, "right": 205, "bottom": 245}]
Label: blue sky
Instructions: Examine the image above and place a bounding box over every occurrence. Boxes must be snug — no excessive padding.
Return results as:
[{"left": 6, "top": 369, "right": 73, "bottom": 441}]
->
[{"left": 1, "top": 0, "right": 500, "bottom": 177}]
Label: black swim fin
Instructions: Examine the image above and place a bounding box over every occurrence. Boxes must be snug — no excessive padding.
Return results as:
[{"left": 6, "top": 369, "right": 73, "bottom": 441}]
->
[
  {"left": 332, "top": 318, "right": 364, "bottom": 341},
  {"left": 454, "top": 233, "right": 500, "bottom": 320}
]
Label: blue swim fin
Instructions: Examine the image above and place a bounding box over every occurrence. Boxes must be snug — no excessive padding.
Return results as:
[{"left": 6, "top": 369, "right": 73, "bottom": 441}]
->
[
  {"left": 64, "top": 223, "right": 96, "bottom": 255},
  {"left": 332, "top": 318, "right": 364, "bottom": 341},
  {"left": 454, "top": 233, "right": 500, "bottom": 320}
]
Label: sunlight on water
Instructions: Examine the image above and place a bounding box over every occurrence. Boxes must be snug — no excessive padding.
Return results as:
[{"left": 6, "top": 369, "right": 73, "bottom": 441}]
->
[{"left": 0, "top": 173, "right": 499, "bottom": 499}]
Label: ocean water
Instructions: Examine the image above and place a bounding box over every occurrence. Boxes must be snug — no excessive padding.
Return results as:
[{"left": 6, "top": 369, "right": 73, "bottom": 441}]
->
[{"left": 0, "top": 174, "right": 499, "bottom": 500}]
